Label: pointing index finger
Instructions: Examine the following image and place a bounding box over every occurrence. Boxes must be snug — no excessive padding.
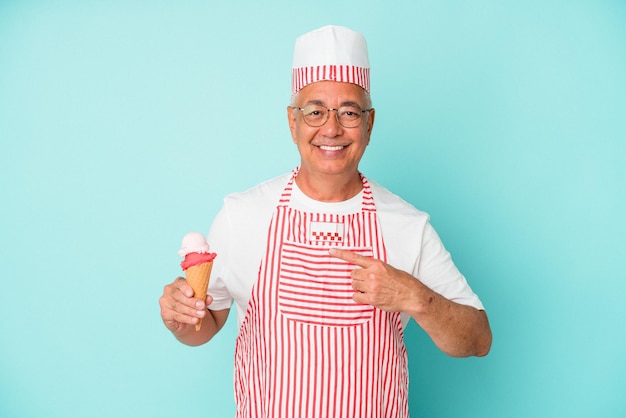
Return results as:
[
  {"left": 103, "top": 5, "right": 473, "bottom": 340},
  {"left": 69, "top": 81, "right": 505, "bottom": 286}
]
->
[{"left": 329, "top": 248, "right": 372, "bottom": 267}]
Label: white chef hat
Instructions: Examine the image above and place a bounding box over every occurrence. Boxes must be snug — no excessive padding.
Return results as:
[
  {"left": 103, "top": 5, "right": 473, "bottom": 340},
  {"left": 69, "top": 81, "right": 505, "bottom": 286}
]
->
[{"left": 291, "top": 25, "right": 370, "bottom": 95}]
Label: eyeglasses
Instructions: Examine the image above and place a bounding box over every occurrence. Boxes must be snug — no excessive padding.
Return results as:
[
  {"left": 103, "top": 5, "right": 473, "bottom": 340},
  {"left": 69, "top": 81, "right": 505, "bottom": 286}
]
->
[{"left": 291, "top": 104, "right": 372, "bottom": 128}]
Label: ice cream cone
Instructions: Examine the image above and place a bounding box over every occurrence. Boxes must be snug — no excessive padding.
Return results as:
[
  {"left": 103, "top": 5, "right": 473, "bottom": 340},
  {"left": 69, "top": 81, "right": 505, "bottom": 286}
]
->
[{"left": 185, "top": 261, "right": 214, "bottom": 331}]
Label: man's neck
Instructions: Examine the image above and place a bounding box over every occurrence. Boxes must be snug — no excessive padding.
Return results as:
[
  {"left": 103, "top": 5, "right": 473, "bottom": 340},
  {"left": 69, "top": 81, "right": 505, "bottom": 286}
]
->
[{"left": 295, "top": 170, "right": 363, "bottom": 202}]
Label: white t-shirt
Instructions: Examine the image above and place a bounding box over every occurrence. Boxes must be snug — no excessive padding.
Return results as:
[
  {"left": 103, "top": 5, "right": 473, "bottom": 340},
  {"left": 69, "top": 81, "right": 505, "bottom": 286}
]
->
[{"left": 207, "top": 172, "right": 484, "bottom": 329}]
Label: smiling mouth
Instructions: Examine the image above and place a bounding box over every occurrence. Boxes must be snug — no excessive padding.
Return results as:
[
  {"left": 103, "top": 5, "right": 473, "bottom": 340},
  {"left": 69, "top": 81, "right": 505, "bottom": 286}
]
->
[{"left": 319, "top": 145, "right": 345, "bottom": 151}]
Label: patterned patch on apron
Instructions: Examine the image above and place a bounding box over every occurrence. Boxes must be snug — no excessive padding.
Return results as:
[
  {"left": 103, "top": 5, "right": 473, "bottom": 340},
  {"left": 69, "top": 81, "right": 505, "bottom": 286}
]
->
[{"left": 310, "top": 221, "right": 345, "bottom": 243}]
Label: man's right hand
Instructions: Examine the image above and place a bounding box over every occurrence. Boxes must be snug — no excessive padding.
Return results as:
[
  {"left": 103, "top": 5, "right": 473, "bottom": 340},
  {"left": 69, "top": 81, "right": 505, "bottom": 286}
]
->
[
  {"left": 159, "top": 277, "right": 229, "bottom": 346},
  {"left": 159, "top": 277, "right": 209, "bottom": 333}
]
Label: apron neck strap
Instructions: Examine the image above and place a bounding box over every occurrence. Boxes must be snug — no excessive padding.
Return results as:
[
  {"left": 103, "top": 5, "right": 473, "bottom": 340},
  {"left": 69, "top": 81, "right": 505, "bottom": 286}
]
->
[{"left": 278, "top": 167, "right": 375, "bottom": 212}]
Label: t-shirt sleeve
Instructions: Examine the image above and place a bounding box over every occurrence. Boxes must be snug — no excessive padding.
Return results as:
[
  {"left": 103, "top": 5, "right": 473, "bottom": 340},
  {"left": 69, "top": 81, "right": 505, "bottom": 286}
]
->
[{"left": 417, "top": 222, "right": 484, "bottom": 310}]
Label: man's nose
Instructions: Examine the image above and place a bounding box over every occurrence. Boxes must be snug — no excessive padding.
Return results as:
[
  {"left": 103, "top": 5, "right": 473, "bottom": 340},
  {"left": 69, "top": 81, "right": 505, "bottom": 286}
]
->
[{"left": 321, "top": 109, "right": 343, "bottom": 135}]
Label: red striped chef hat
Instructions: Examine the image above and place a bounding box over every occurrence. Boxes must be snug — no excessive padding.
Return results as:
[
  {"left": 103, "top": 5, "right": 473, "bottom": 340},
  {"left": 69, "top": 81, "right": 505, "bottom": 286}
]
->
[{"left": 291, "top": 25, "right": 370, "bottom": 95}]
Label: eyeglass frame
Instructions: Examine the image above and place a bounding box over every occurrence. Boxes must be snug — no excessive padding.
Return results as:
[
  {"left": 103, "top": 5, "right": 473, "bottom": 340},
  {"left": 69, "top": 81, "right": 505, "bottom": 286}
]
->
[{"left": 290, "top": 104, "right": 374, "bottom": 128}]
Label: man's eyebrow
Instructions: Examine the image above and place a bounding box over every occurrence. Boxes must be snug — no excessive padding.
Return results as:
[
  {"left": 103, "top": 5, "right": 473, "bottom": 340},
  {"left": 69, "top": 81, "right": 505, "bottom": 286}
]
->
[{"left": 340, "top": 100, "right": 361, "bottom": 108}]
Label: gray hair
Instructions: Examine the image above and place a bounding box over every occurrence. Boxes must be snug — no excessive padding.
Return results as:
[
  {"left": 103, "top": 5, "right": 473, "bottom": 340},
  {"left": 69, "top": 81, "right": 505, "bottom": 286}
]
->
[{"left": 289, "top": 89, "right": 373, "bottom": 109}]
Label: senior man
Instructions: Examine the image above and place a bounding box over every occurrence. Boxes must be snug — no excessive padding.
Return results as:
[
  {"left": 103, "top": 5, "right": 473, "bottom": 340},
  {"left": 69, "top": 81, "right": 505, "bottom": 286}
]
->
[{"left": 160, "top": 25, "right": 492, "bottom": 418}]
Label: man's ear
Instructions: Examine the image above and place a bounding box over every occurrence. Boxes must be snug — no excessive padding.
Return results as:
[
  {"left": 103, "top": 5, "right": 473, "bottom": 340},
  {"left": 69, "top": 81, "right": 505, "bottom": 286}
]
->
[
  {"left": 287, "top": 106, "right": 297, "bottom": 142},
  {"left": 366, "top": 108, "right": 375, "bottom": 143}
]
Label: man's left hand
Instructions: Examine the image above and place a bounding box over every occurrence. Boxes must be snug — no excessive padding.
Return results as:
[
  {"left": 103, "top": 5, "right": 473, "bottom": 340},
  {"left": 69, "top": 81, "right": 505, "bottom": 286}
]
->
[{"left": 329, "top": 247, "right": 424, "bottom": 313}]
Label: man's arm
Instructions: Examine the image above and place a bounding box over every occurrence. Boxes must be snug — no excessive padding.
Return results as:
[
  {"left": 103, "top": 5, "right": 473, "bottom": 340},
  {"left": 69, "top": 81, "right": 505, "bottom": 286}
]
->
[
  {"left": 159, "top": 277, "right": 230, "bottom": 346},
  {"left": 406, "top": 290, "right": 491, "bottom": 357},
  {"left": 329, "top": 248, "right": 492, "bottom": 357}
]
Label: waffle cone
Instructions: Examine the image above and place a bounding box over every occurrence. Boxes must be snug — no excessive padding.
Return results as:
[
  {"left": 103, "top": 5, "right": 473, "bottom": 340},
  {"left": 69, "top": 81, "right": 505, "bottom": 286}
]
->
[{"left": 185, "top": 261, "right": 214, "bottom": 331}]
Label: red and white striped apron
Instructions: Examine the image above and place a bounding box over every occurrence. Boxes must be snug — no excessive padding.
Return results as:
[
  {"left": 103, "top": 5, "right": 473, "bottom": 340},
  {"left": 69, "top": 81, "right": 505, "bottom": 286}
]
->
[{"left": 234, "top": 169, "right": 409, "bottom": 417}]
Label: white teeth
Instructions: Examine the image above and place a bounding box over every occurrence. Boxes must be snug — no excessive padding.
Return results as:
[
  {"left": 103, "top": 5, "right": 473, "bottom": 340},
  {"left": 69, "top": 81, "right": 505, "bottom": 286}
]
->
[{"left": 319, "top": 145, "right": 344, "bottom": 151}]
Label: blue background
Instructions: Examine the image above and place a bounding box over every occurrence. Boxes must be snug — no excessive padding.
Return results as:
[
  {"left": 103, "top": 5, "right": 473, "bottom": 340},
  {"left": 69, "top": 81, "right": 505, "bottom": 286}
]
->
[{"left": 1, "top": 1, "right": 625, "bottom": 417}]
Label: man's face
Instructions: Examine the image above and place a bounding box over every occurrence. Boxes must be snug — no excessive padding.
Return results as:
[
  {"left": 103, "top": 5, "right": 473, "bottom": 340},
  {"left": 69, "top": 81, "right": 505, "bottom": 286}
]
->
[{"left": 287, "top": 81, "right": 375, "bottom": 180}]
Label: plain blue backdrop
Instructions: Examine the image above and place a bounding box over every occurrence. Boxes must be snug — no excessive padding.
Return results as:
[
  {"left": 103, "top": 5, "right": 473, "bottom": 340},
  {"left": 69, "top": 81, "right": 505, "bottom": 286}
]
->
[{"left": 1, "top": 1, "right": 625, "bottom": 417}]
